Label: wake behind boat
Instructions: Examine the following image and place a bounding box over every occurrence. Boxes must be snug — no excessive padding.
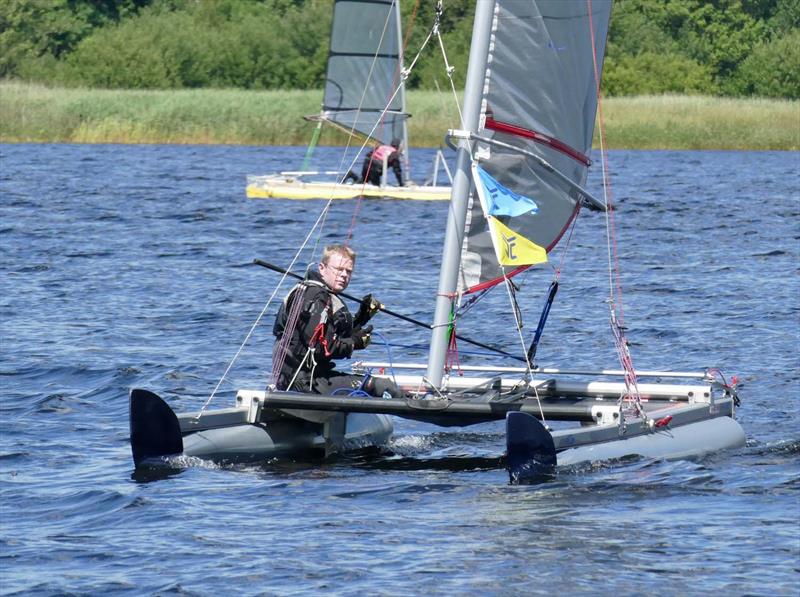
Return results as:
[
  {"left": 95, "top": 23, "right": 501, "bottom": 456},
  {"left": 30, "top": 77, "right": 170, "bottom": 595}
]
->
[{"left": 132, "top": 1, "right": 745, "bottom": 482}]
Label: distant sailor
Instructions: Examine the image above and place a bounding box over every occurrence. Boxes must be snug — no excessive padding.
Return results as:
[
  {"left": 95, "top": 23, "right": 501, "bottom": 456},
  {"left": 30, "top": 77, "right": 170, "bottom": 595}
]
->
[
  {"left": 271, "top": 244, "right": 402, "bottom": 398},
  {"left": 345, "top": 138, "right": 405, "bottom": 186}
]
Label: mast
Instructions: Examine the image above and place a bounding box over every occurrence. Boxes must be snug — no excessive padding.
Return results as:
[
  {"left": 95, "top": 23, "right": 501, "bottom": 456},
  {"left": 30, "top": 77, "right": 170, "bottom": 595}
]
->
[
  {"left": 425, "top": 0, "right": 496, "bottom": 388},
  {"left": 394, "top": 0, "right": 411, "bottom": 179}
]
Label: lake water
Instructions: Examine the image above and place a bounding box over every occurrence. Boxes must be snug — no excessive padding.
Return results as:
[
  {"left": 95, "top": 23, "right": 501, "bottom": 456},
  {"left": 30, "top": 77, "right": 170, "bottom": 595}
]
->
[{"left": 1, "top": 144, "right": 798, "bottom": 595}]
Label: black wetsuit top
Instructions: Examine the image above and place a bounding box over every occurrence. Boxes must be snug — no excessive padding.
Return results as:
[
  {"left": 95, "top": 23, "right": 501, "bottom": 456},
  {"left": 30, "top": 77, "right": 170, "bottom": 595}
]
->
[
  {"left": 361, "top": 147, "right": 403, "bottom": 186},
  {"left": 272, "top": 270, "right": 355, "bottom": 391}
]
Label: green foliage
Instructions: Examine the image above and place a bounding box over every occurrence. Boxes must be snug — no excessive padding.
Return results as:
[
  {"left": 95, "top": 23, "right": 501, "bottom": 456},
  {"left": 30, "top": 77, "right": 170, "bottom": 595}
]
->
[
  {"left": 0, "top": 0, "right": 147, "bottom": 77},
  {"left": 767, "top": 0, "right": 800, "bottom": 33},
  {"left": 605, "top": 0, "right": 780, "bottom": 96},
  {"left": 603, "top": 52, "right": 716, "bottom": 95},
  {"left": 728, "top": 29, "right": 800, "bottom": 98},
  {"left": 680, "top": 0, "right": 766, "bottom": 81},
  {"left": 1, "top": 0, "right": 796, "bottom": 98},
  {"left": 50, "top": 0, "right": 330, "bottom": 89}
]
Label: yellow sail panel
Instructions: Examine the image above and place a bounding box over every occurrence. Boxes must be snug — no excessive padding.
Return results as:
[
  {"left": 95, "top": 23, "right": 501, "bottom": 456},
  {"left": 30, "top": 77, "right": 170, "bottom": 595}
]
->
[{"left": 487, "top": 217, "right": 548, "bottom": 266}]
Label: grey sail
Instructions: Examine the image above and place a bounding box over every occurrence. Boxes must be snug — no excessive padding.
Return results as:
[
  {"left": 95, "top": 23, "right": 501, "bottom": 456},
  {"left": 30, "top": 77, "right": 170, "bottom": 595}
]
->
[
  {"left": 459, "top": 0, "right": 612, "bottom": 292},
  {"left": 321, "top": 0, "right": 407, "bottom": 145}
]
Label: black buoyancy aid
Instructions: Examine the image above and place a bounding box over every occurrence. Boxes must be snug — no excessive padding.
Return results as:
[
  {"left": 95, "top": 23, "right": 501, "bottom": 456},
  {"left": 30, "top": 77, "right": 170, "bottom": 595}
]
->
[{"left": 272, "top": 270, "right": 355, "bottom": 390}]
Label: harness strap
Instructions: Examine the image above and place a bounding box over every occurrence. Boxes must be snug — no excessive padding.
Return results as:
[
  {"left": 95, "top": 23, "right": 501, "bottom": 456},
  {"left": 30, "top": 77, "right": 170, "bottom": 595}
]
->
[{"left": 309, "top": 320, "right": 333, "bottom": 358}]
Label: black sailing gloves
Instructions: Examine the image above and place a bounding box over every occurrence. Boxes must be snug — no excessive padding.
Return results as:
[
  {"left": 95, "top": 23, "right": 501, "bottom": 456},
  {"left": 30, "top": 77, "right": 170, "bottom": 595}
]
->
[
  {"left": 353, "top": 325, "right": 373, "bottom": 350},
  {"left": 353, "top": 294, "right": 382, "bottom": 328},
  {"left": 352, "top": 294, "right": 380, "bottom": 350}
]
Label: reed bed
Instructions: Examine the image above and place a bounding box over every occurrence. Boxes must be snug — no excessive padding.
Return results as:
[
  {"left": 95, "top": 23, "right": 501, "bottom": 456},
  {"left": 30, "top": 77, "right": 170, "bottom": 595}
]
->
[{"left": 1, "top": 81, "right": 797, "bottom": 150}]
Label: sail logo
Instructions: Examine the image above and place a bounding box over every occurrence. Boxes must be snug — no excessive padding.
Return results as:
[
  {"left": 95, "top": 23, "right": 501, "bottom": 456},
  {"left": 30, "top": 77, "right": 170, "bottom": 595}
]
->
[
  {"left": 475, "top": 166, "right": 539, "bottom": 217},
  {"left": 491, "top": 218, "right": 547, "bottom": 266},
  {"left": 471, "top": 162, "right": 548, "bottom": 266},
  {"left": 502, "top": 233, "right": 519, "bottom": 261}
]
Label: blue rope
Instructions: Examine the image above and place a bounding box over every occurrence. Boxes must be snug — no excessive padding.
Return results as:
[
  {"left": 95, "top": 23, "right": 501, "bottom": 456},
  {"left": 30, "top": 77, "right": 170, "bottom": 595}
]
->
[
  {"left": 331, "top": 385, "right": 371, "bottom": 397},
  {"left": 372, "top": 330, "right": 398, "bottom": 387},
  {"left": 527, "top": 280, "right": 559, "bottom": 365}
]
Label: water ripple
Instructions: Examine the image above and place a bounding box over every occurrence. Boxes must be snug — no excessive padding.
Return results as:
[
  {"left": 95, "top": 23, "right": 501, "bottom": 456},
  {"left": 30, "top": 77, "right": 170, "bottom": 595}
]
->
[{"left": 1, "top": 145, "right": 797, "bottom": 595}]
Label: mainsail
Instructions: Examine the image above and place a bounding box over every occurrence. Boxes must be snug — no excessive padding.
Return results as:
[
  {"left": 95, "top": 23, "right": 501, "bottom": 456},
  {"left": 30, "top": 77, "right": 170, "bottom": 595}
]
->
[
  {"left": 318, "top": 0, "right": 408, "bottom": 146},
  {"left": 459, "top": 0, "right": 612, "bottom": 293}
]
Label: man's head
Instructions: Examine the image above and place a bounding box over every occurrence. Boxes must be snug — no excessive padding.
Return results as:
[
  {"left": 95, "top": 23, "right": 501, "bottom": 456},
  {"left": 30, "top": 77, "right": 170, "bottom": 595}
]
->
[
  {"left": 319, "top": 244, "right": 356, "bottom": 293},
  {"left": 390, "top": 138, "right": 402, "bottom": 151}
]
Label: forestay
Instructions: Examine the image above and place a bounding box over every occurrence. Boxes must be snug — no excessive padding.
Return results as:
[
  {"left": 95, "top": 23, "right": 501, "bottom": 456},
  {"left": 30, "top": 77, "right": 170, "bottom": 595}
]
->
[
  {"left": 459, "top": 0, "right": 612, "bottom": 293},
  {"left": 321, "top": 0, "right": 408, "bottom": 145}
]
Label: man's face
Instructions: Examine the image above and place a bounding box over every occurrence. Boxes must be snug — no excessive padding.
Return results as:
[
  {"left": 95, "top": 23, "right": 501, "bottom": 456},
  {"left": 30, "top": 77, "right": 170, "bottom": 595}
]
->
[{"left": 319, "top": 252, "right": 354, "bottom": 293}]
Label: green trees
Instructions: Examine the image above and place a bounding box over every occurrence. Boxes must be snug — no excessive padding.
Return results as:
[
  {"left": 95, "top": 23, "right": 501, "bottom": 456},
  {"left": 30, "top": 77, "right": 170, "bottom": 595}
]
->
[
  {"left": 3, "top": 0, "right": 331, "bottom": 89},
  {"left": 604, "top": 0, "right": 799, "bottom": 98},
  {"left": 730, "top": 29, "right": 800, "bottom": 97},
  {"left": 0, "top": 0, "right": 148, "bottom": 78},
  {"left": 0, "top": 0, "right": 797, "bottom": 98}
]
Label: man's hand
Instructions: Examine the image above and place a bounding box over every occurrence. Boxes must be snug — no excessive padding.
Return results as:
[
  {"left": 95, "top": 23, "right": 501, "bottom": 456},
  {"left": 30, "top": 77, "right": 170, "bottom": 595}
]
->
[
  {"left": 353, "top": 325, "right": 373, "bottom": 350},
  {"left": 354, "top": 294, "right": 382, "bottom": 327}
]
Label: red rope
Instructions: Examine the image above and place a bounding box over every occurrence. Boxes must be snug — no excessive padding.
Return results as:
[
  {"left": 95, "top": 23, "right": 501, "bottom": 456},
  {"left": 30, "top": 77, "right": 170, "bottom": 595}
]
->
[
  {"left": 309, "top": 321, "right": 333, "bottom": 357},
  {"left": 345, "top": 162, "right": 372, "bottom": 246},
  {"left": 554, "top": 203, "right": 581, "bottom": 281},
  {"left": 587, "top": 0, "right": 625, "bottom": 323},
  {"left": 588, "top": 0, "right": 640, "bottom": 404},
  {"left": 445, "top": 322, "right": 462, "bottom": 376},
  {"left": 346, "top": 0, "right": 420, "bottom": 245},
  {"left": 271, "top": 285, "right": 306, "bottom": 386}
]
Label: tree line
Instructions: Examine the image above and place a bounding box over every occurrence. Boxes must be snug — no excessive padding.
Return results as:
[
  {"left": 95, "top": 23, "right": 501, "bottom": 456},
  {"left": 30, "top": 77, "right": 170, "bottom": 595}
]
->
[{"left": 1, "top": 0, "right": 797, "bottom": 99}]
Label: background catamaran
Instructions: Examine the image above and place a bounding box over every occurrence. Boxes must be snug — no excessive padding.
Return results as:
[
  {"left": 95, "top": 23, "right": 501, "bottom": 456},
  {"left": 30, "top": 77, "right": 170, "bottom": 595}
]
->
[
  {"left": 131, "top": 0, "right": 745, "bottom": 482},
  {"left": 246, "top": 0, "right": 452, "bottom": 201}
]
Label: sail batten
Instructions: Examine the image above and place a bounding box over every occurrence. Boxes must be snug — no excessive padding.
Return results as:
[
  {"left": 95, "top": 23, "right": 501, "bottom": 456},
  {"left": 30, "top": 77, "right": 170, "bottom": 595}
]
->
[
  {"left": 328, "top": 52, "right": 400, "bottom": 59},
  {"left": 459, "top": 0, "right": 612, "bottom": 294},
  {"left": 485, "top": 118, "right": 591, "bottom": 166}
]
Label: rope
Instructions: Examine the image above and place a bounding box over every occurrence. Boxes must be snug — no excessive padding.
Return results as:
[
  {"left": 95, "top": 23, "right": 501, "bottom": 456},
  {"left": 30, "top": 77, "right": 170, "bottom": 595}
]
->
[
  {"left": 372, "top": 330, "right": 399, "bottom": 388},
  {"left": 445, "top": 300, "right": 462, "bottom": 375},
  {"left": 196, "top": 195, "right": 339, "bottom": 419},
  {"left": 455, "top": 286, "right": 491, "bottom": 318},
  {"left": 300, "top": 120, "right": 323, "bottom": 171},
  {"left": 343, "top": 1, "right": 442, "bottom": 244},
  {"left": 286, "top": 347, "right": 314, "bottom": 393},
  {"left": 587, "top": 0, "right": 642, "bottom": 412},
  {"left": 270, "top": 284, "right": 307, "bottom": 387},
  {"left": 524, "top": 206, "right": 581, "bottom": 365},
  {"left": 501, "top": 270, "right": 547, "bottom": 425},
  {"left": 526, "top": 280, "right": 558, "bottom": 365},
  {"left": 434, "top": 0, "right": 464, "bottom": 126}
]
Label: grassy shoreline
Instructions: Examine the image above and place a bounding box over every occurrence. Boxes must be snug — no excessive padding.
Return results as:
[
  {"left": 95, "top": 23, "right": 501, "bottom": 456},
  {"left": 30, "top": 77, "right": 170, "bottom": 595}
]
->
[{"left": 1, "top": 81, "right": 797, "bottom": 150}]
